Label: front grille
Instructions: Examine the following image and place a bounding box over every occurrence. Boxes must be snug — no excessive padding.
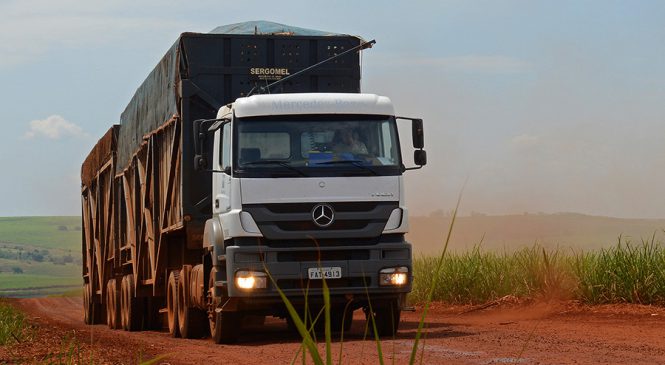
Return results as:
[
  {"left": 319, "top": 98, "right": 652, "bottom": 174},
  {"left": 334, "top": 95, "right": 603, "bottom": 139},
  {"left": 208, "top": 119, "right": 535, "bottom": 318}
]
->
[
  {"left": 232, "top": 234, "right": 404, "bottom": 248},
  {"left": 243, "top": 201, "right": 398, "bottom": 240},
  {"left": 277, "top": 250, "right": 370, "bottom": 262},
  {"left": 275, "top": 220, "right": 369, "bottom": 232},
  {"left": 265, "top": 202, "right": 380, "bottom": 214}
]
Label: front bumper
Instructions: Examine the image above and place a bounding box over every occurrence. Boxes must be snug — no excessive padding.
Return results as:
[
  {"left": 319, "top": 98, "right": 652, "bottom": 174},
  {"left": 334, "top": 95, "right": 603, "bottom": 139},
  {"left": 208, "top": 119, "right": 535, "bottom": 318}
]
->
[{"left": 221, "top": 241, "right": 412, "bottom": 301}]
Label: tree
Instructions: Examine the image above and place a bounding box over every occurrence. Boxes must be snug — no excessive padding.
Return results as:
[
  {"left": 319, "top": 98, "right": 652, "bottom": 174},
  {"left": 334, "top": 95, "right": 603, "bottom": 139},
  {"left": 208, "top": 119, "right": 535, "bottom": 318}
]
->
[{"left": 12, "top": 267, "right": 23, "bottom": 274}]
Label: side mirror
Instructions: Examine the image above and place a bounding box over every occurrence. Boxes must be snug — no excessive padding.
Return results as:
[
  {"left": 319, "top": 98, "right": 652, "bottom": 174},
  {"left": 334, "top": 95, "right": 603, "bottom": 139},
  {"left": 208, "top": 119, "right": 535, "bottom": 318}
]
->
[
  {"left": 412, "top": 119, "right": 424, "bottom": 149},
  {"left": 193, "top": 119, "right": 207, "bottom": 171},
  {"left": 192, "top": 117, "right": 229, "bottom": 172},
  {"left": 414, "top": 149, "right": 427, "bottom": 166}
]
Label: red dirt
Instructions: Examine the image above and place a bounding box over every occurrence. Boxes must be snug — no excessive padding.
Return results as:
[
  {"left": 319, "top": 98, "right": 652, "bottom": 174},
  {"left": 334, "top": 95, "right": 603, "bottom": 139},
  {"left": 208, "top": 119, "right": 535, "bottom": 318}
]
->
[{"left": 2, "top": 297, "right": 665, "bottom": 364}]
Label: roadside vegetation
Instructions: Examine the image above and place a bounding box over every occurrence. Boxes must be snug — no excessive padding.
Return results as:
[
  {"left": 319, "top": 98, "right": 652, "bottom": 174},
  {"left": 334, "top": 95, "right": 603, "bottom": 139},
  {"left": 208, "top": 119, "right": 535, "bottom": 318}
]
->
[
  {"left": 0, "top": 216, "right": 81, "bottom": 297},
  {"left": 0, "top": 299, "right": 31, "bottom": 345},
  {"left": 412, "top": 236, "right": 665, "bottom": 305}
]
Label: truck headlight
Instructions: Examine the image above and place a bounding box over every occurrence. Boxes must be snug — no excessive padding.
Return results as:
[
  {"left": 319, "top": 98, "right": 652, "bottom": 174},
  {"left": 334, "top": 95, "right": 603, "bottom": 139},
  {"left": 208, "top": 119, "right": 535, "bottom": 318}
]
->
[
  {"left": 235, "top": 270, "right": 267, "bottom": 290},
  {"left": 379, "top": 266, "right": 409, "bottom": 286}
]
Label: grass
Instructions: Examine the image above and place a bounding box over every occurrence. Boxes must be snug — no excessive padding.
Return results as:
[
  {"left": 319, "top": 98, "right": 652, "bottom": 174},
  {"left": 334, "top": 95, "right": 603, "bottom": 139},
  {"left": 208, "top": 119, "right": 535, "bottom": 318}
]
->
[
  {"left": 275, "top": 194, "right": 464, "bottom": 365},
  {"left": 0, "top": 216, "right": 81, "bottom": 252},
  {"left": 0, "top": 216, "right": 82, "bottom": 297},
  {"left": 0, "top": 300, "right": 30, "bottom": 345},
  {"left": 0, "top": 273, "right": 81, "bottom": 291},
  {"left": 411, "top": 236, "right": 665, "bottom": 305}
]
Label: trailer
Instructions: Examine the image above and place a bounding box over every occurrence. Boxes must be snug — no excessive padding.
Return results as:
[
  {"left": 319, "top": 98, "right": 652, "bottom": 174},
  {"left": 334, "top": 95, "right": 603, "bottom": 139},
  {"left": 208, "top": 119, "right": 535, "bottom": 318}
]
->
[{"left": 81, "top": 21, "right": 426, "bottom": 342}]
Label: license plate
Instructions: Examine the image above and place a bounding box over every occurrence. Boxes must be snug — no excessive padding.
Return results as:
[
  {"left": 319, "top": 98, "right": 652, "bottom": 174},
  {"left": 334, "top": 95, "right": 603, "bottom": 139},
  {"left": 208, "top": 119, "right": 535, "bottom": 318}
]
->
[{"left": 308, "top": 267, "right": 342, "bottom": 280}]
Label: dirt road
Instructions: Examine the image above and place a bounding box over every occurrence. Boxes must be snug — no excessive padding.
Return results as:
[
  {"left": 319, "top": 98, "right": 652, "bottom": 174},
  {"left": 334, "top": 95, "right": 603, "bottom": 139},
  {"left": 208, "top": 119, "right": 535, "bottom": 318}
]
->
[{"left": 3, "top": 297, "right": 665, "bottom": 364}]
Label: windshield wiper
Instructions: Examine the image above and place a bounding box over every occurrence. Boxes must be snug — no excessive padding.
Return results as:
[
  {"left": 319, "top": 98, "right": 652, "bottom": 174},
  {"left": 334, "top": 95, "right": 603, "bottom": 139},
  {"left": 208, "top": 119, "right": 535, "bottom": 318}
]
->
[
  {"left": 242, "top": 160, "right": 308, "bottom": 177},
  {"left": 316, "top": 160, "right": 379, "bottom": 175}
]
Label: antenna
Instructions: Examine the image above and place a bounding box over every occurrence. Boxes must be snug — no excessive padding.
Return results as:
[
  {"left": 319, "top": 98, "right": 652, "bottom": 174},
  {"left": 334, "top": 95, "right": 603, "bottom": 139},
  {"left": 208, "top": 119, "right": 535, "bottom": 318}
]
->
[{"left": 247, "top": 39, "right": 376, "bottom": 97}]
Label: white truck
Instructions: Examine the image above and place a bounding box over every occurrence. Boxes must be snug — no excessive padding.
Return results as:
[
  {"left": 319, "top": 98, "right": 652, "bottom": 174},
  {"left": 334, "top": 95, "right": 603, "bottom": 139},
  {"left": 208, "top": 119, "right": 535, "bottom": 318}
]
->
[
  {"left": 81, "top": 21, "right": 426, "bottom": 344},
  {"left": 199, "top": 92, "right": 426, "bottom": 342}
]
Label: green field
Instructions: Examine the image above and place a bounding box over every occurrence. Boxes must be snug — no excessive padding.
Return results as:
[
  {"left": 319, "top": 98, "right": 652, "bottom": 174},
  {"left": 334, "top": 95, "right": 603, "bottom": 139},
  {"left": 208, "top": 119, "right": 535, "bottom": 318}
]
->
[
  {"left": 0, "top": 216, "right": 81, "bottom": 252},
  {"left": 0, "top": 217, "right": 82, "bottom": 297},
  {"left": 411, "top": 239, "right": 665, "bottom": 305}
]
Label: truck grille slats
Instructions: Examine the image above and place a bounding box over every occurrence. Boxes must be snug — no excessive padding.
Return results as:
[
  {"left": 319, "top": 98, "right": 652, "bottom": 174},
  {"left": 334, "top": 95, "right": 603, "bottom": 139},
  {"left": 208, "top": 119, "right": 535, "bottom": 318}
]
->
[{"left": 243, "top": 201, "right": 398, "bottom": 240}]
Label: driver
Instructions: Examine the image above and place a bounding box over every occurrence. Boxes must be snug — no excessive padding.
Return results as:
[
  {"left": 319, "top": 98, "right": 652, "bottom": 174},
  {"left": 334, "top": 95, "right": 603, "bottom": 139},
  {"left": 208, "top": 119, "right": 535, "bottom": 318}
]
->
[{"left": 332, "top": 129, "right": 368, "bottom": 154}]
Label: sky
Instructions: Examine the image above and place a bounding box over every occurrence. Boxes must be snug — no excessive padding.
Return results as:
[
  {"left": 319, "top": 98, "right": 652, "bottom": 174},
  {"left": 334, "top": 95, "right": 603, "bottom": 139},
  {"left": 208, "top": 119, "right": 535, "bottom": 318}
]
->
[{"left": 1, "top": 0, "right": 664, "bottom": 218}]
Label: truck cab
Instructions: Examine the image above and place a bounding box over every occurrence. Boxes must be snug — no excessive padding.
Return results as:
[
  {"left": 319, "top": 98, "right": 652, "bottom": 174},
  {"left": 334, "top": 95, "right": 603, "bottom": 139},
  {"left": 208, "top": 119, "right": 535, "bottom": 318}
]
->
[{"left": 202, "top": 92, "right": 426, "bottom": 342}]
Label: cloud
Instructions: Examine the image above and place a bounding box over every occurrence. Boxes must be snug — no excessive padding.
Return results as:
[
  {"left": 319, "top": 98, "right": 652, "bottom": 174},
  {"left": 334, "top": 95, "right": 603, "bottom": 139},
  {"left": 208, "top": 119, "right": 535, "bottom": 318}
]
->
[
  {"left": 511, "top": 133, "right": 540, "bottom": 147},
  {"left": 24, "top": 115, "right": 88, "bottom": 139}
]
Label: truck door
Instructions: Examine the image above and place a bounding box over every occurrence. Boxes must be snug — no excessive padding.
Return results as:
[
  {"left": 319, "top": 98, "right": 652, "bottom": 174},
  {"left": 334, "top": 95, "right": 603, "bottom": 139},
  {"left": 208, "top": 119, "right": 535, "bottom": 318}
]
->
[{"left": 213, "top": 122, "right": 233, "bottom": 214}]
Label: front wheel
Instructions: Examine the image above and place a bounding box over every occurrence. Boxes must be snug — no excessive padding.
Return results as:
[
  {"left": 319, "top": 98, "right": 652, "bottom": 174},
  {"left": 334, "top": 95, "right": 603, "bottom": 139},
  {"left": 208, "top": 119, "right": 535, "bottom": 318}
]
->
[
  {"left": 211, "top": 309, "right": 242, "bottom": 344},
  {"left": 208, "top": 266, "right": 241, "bottom": 344}
]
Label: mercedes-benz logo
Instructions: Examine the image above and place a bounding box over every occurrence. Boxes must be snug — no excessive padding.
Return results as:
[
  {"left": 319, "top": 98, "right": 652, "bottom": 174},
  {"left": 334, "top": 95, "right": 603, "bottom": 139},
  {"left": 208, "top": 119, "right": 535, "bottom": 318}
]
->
[{"left": 311, "top": 203, "right": 335, "bottom": 228}]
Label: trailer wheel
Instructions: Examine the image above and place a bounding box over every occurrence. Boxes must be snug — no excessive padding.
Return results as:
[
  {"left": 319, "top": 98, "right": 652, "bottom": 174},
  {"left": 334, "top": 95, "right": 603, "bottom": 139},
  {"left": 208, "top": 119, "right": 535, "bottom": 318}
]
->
[
  {"left": 83, "top": 283, "right": 92, "bottom": 324},
  {"left": 106, "top": 279, "right": 121, "bottom": 329},
  {"left": 177, "top": 268, "right": 206, "bottom": 338},
  {"left": 167, "top": 271, "right": 180, "bottom": 337},
  {"left": 83, "top": 283, "right": 102, "bottom": 325},
  {"left": 365, "top": 299, "right": 401, "bottom": 338},
  {"left": 121, "top": 274, "right": 143, "bottom": 331}
]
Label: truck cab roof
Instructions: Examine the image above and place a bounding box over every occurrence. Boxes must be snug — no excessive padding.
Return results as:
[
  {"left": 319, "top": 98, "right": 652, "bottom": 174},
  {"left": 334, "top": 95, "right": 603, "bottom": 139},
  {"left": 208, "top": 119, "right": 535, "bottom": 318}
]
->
[{"left": 218, "top": 93, "right": 395, "bottom": 119}]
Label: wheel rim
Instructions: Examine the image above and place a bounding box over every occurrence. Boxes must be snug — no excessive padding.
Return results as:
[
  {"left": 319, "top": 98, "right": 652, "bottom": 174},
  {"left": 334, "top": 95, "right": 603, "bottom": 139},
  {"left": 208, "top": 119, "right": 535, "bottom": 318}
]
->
[
  {"left": 106, "top": 283, "right": 112, "bottom": 327},
  {"left": 177, "top": 269, "right": 187, "bottom": 336},
  {"left": 167, "top": 271, "right": 179, "bottom": 336},
  {"left": 110, "top": 279, "right": 117, "bottom": 329},
  {"left": 121, "top": 276, "right": 129, "bottom": 330},
  {"left": 207, "top": 267, "right": 217, "bottom": 336},
  {"left": 83, "top": 283, "right": 90, "bottom": 323}
]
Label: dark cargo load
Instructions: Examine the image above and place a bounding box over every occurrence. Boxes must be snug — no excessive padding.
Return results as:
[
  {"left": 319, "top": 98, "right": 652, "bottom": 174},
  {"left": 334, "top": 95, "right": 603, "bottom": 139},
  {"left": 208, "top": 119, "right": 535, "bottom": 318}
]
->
[
  {"left": 118, "top": 21, "right": 364, "bottom": 169},
  {"left": 81, "top": 125, "right": 119, "bottom": 188},
  {"left": 112, "top": 21, "right": 364, "bottom": 223}
]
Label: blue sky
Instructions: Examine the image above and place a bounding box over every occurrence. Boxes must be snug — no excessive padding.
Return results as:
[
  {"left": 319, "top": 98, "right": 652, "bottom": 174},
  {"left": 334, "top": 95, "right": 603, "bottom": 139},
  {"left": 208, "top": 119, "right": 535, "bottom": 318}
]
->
[{"left": 1, "top": 0, "right": 664, "bottom": 218}]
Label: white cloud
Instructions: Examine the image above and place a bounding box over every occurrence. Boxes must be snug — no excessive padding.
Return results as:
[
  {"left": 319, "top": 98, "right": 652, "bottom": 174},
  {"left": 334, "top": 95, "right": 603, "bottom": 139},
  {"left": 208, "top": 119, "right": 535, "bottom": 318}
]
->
[
  {"left": 511, "top": 133, "right": 540, "bottom": 146},
  {"left": 24, "top": 115, "right": 88, "bottom": 139}
]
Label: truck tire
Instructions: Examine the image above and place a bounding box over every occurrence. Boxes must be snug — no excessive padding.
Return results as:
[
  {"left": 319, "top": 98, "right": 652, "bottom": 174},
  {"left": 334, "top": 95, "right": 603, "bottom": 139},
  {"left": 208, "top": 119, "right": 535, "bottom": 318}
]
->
[
  {"left": 167, "top": 271, "right": 180, "bottom": 337},
  {"left": 366, "top": 299, "right": 401, "bottom": 338},
  {"left": 177, "top": 268, "right": 206, "bottom": 338},
  {"left": 106, "top": 279, "right": 121, "bottom": 329},
  {"left": 211, "top": 309, "right": 241, "bottom": 344},
  {"left": 83, "top": 283, "right": 102, "bottom": 325},
  {"left": 120, "top": 274, "right": 144, "bottom": 331},
  {"left": 207, "top": 267, "right": 240, "bottom": 344}
]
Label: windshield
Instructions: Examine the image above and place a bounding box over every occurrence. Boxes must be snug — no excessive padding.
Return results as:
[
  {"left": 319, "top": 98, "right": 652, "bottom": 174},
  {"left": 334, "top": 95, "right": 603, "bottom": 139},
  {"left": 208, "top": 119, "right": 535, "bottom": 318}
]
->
[{"left": 233, "top": 115, "right": 402, "bottom": 177}]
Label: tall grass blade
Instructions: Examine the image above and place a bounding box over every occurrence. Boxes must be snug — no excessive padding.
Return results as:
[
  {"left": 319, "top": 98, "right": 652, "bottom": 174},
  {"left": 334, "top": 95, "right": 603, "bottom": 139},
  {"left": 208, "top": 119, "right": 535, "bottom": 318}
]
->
[
  {"left": 409, "top": 192, "right": 462, "bottom": 364},
  {"left": 265, "top": 270, "right": 323, "bottom": 365}
]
